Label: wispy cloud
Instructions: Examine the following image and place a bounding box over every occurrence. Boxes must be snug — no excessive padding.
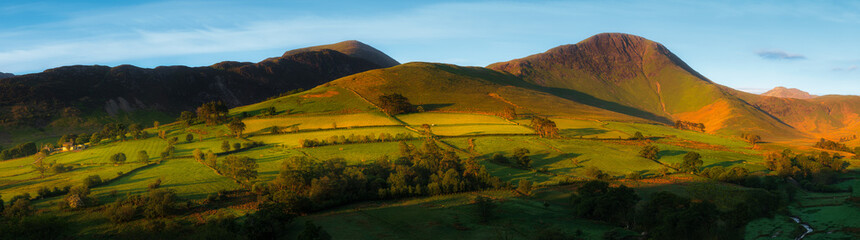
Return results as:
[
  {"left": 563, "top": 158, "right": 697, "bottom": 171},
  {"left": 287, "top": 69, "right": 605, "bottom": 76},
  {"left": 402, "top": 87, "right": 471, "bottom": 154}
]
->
[
  {"left": 756, "top": 50, "right": 806, "bottom": 60},
  {"left": 833, "top": 65, "right": 858, "bottom": 71}
]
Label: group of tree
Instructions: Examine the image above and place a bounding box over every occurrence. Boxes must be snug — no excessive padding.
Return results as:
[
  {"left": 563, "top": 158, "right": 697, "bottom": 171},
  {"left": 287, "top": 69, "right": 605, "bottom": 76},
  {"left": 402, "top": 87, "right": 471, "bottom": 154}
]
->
[
  {"left": 378, "top": 93, "right": 413, "bottom": 115},
  {"left": 260, "top": 139, "right": 506, "bottom": 214},
  {"left": 196, "top": 101, "right": 229, "bottom": 125},
  {"left": 219, "top": 156, "right": 259, "bottom": 185},
  {"left": 0, "top": 142, "right": 37, "bottom": 160},
  {"left": 812, "top": 138, "right": 850, "bottom": 152},
  {"left": 740, "top": 133, "right": 762, "bottom": 145},
  {"left": 299, "top": 133, "right": 415, "bottom": 148},
  {"left": 673, "top": 120, "right": 705, "bottom": 132},
  {"left": 530, "top": 116, "right": 559, "bottom": 138},
  {"left": 763, "top": 150, "right": 847, "bottom": 191},
  {"left": 569, "top": 180, "right": 781, "bottom": 239},
  {"left": 638, "top": 145, "right": 659, "bottom": 160}
]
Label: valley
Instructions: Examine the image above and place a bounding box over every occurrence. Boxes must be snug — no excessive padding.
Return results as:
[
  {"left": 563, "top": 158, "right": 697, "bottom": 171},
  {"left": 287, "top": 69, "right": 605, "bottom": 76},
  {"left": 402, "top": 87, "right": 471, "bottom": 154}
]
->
[{"left": 1, "top": 33, "right": 858, "bottom": 239}]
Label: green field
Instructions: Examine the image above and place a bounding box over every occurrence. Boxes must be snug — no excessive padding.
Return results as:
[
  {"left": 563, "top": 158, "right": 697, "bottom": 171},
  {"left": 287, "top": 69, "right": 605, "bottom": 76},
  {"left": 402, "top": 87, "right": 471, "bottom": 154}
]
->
[
  {"left": 399, "top": 112, "right": 510, "bottom": 125},
  {"left": 90, "top": 158, "right": 240, "bottom": 202},
  {"left": 249, "top": 126, "right": 416, "bottom": 147},
  {"left": 46, "top": 137, "right": 168, "bottom": 165},
  {"left": 243, "top": 112, "right": 399, "bottom": 134}
]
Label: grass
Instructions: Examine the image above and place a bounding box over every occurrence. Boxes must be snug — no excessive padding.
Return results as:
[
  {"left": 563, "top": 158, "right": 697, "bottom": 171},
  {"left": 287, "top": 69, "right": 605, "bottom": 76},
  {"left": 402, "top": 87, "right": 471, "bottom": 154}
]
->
[
  {"left": 46, "top": 137, "right": 168, "bottom": 165},
  {"left": 1, "top": 162, "right": 146, "bottom": 202},
  {"left": 243, "top": 112, "right": 399, "bottom": 134},
  {"left": 249, "top": 126, "right": 416, "bottom": 147},
  {"left": 286, "top": 189, "right": 627, "bottom": 240},
  {"left": 398, "top": 112, "right": 510, "bottom": 125},
  {"left": 230, "top": 86, "right": 380, "bottom": 117},
  {"left": 90, "top": 158, "right": 240, "bottom": 202},
  {"left": 429, "top": 124, "right": 534, "bottom": 136}
]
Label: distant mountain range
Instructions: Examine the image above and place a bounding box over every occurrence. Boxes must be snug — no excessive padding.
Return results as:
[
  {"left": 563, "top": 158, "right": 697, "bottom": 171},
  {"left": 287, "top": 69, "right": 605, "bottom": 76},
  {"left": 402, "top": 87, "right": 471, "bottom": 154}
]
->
[
  {"left": 0, "top": 72, "right": 13, "bottom": 79},
  {"left": 3, "top": 33, "right": 859, "bottom": 142},
  {"left": 0, "top": 41, "right": 395, "bottom": 127},
  {"left": 762, "top": 86, "right": 816, "bottom": 99}
]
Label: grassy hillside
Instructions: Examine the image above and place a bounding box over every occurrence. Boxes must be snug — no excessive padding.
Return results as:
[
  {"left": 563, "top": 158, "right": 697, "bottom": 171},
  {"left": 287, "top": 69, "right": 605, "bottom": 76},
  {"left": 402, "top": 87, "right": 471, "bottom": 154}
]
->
[{"left": 488, "top": 33, "right": 804, "bottom": 139}]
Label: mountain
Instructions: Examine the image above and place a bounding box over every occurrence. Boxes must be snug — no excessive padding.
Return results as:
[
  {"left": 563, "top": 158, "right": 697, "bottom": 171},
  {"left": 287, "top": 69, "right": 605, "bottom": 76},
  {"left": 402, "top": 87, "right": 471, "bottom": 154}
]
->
[
  {"left": 0, "top": 41, "right": 396, "bottom": 128},
  {"left": 0, "top": 72, "right": 13, "bottom": 79},
  {"left": 487, "top": 33, "right": 803, "bottom": 138},
  {"left": 762, "top": 86, "right": 816, "bottom": 99},
  {"left": 282, "top": 40, "right": 400, "bottom": 68}
]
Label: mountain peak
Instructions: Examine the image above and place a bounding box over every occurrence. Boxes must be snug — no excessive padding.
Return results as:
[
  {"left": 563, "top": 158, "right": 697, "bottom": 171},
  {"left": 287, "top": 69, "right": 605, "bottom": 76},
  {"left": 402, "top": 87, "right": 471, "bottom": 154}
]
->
[
  {"left": 282, "top": 40, "right": 400, "bottom": 68},
  {"left": 761, "top": 86, "right": 816, "bottom": 99}
]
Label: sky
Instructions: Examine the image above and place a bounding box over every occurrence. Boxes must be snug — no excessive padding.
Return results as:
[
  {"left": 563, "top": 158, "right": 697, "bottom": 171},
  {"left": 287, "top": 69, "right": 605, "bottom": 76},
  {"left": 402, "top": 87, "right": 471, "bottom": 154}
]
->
[{"left": 1, "top": 0, "right": 859, "bottom": 95}]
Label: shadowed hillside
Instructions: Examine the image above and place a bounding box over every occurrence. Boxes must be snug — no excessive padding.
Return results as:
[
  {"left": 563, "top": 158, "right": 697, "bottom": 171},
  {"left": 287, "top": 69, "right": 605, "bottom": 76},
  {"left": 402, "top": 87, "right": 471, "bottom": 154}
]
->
[
  {"left": 327, "top": 62, "right": 647, "bottom": 122},
  {"left": 0, "top": 72, "right": 13, "bottom": 79},
  {"left": 0, "top": 41, "right": 396, "bottom": 128}
]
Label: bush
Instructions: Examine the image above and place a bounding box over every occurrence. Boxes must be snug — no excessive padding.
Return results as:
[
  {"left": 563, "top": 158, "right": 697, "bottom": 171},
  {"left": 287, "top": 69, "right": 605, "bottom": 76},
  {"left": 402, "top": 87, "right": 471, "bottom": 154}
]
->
[
  {"left": 148, "top": 178, "right": 162, "bottom": 189},
  {"left": 105, "top": 202, "right": 137, "bottom": 223}
]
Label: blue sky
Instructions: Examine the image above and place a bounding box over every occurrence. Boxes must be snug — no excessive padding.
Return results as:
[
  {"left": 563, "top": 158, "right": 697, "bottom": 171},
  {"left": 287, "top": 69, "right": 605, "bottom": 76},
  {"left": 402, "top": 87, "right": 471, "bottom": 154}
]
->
[{"left": 1, "top": 0, "right": 859, "bottom": 95}]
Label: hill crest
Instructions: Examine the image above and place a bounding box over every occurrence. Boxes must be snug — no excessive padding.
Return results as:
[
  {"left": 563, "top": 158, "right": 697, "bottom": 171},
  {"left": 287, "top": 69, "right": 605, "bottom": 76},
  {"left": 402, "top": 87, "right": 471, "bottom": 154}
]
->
[{"left": 282, "top": 40, "right": 400, "bottom": 68}]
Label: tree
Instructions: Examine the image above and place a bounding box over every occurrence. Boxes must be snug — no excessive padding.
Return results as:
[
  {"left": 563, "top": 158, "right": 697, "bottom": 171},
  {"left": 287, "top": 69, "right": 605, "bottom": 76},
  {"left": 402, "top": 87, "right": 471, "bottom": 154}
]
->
[
  {"left": 196, "top": 101, "right": 229, "bottom": 125},
  {"left": 629, "top": 131, "right": 645, "bottom": 140},
  {"left": 500, "top": 106, "right": 517, "bottom": 120},
  {"left": 220, "top": 155, "right": 258, "bottom": 184},
  {"left": 233, "top": 143, "right": 242, "bottom": 151},
  {"left": 513, "top": 148, "right": 531, "bottom": 168},
  {"left": 65, "top": 185, "right": 92, "bottom": 209},
  {"left": 90, "top": 132, "right": 101, "bottom": 145},
  {"left": 530, "top": 116, "right": 559, "bottom": 138},
  {"left": 378, "top": 93, "right": 412, "bottom": 115},
  {"left": 227, "top": 119, "right": 246, "bottom": 138},
  {"left": 179, "top": 111, "right": 196, "bottom": 126},
  {"left": 680, "top": 152, "right": 703, "bottom": 173},
  {"left": 192, "top": 149, "right": 204, "bottom": 162},
  {"left": 110, "top": 153, "right": 127, "bottom": 164},
  {"left": 186, "top": 133, "right": 194, "bottom": 143},
  {"left": 153, "top": 121, "right": 160, "bottom": 129},
  {"left": 421, "top": 124, "right": 433, "bottom": 136},
  {"left": 205, "top": 150, "right": 218, "bottom": 168},
  {"left": 32, "top": 152, "right": 48, "bottom": 178},
  {"left": 517, "top": 179, "right": 533, "bottom": 196},
  {"left": 270, "top": 126, "right": 281, "bottom": 134},
  {"left": 129, "top": 124, "right": 143, "bottom": 139},
  {"left": 222, "top": 141, "right": 231, "bottom": 152},
  {"left": 137, "top": 150, "right": 149, "bottom": 163},
  {"left": 639, "top": 145, "right": 659, "bottom": 160}
]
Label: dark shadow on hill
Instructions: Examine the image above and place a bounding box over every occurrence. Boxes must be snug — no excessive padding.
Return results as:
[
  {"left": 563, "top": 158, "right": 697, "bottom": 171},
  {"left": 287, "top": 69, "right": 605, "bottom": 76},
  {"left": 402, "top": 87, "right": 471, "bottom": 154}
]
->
[
  {"left": 534, "top": 86, "right": 672, "bottom": 124},
  {"left": 702, "top": 160, "right": 746, "bottom": 168},
  {"left": 658, "top": 150, "right": 686, "bottom": 158},
  {"left": 418, "top": 103, "right": 454, "bottom": 111}
]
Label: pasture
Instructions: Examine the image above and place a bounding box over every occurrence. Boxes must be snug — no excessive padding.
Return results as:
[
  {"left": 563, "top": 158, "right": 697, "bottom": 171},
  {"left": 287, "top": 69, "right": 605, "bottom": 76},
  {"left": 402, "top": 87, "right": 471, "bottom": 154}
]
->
[{"left": 242, "top": 112, "right": 399, "bottom": 134}]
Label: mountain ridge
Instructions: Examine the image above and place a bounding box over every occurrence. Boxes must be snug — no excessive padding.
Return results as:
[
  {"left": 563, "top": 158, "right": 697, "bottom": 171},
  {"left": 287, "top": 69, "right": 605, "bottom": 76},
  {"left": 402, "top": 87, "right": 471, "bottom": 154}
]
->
[{"left": 0, "top": 42, "right": 397, "bottom": 128}]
